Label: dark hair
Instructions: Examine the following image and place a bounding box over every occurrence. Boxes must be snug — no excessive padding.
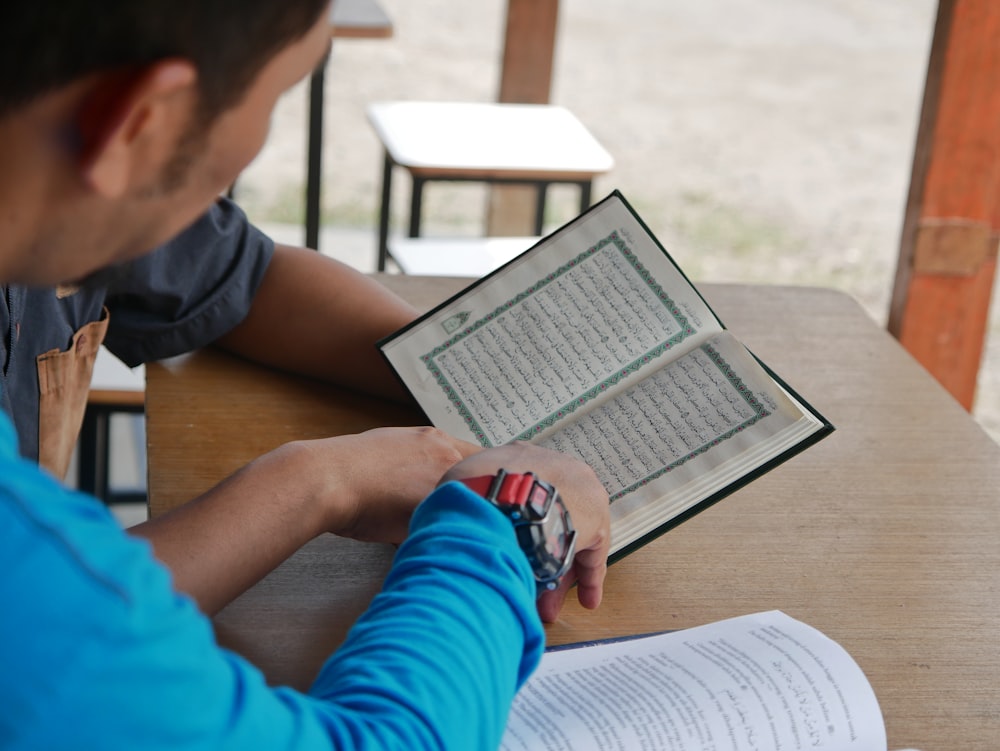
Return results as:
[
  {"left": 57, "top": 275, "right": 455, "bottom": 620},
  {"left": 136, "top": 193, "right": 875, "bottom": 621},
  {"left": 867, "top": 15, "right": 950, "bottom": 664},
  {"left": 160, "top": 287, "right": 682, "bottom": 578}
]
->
[{"left": 0, "top": 1, "right": 329, "bottom": 121}]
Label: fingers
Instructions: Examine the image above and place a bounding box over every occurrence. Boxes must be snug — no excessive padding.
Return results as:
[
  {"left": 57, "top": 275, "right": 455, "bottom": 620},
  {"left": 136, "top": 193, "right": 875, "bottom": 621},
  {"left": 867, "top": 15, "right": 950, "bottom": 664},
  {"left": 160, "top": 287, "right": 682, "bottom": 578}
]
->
[
  {"left": 536, "top": 585, "right": 568, "bottom": 624},
  {"left": 535, "top": 549, "right": 607, "bottom": 623},
  {"left": 452, "top": 437, "right": 485, "bottom": 460},
  {"left": 440, "top": 442, "right": 611, "bottom": 623},
  {"left": 571, "top": 547, "right": 608, "bottom": 610},
  {"left": 315, "top": 426, "right": 482, "bottom": 543},
  {"left": 374, "top": 436, "right": 611, "bottom": 622},
  {"left": 438, "top": 441, "right": 540, "bottom": 484}
]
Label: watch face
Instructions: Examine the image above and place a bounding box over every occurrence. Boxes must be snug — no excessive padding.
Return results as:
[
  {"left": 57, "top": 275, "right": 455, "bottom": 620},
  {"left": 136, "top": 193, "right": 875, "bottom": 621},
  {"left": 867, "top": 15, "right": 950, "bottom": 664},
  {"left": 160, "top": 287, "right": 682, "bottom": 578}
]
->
[
  {"left": 526, "top": 481, "right": 553, "bottom": 520},
  {"left": 467, "top": 470, "right": 578, "bottom": 592},
  {"left": 539, "top": 501, "right": 572, "bottom": 564},
  {"left": 516, "top": 493, "right": 576, "bottom": 587}
]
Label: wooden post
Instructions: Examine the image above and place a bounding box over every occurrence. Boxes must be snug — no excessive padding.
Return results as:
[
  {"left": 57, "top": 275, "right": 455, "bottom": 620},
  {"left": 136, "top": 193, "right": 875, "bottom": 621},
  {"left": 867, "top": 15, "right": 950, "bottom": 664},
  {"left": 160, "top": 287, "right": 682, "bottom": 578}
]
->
[
  {"left": 486, "top": 0, "right": 560, "bottom": 236},
  {"left": 496, "top": 0, "right": 559, "bottom": 104},
  {"left": 888, "top": 0, "right": 1000, "bottom": 410}
]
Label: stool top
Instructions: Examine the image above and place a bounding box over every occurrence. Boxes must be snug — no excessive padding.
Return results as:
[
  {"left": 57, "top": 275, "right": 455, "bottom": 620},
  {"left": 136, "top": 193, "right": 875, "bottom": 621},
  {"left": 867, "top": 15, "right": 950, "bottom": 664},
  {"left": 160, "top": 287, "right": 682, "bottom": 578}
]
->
[
  {"left": 331, "top": 0, "right": 393, "bottom": 38},
  {"left": 89, "top": 347, "right": 144, "bottom": 406},
  {"left": 366, "top": 101, "right": 614, "bottom": 179},
  {"left": 389, "top": 236, "right": 540, "bottom": 277}
]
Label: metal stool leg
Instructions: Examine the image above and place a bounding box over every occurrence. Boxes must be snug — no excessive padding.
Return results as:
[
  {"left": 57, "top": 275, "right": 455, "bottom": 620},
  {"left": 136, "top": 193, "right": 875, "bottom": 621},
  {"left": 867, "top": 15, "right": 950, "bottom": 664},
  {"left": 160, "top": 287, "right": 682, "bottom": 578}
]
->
[
  {"left": 79, "top": 403, "right": 148, "bottom": 505},
  {"left": 377, "top": 152, "right": 393, "bottom": 271},
  {"left": 409, "top": 177, "right": 427, "bottom": 238},
  {"left": 78, "top": 405, "right": 110, "bottom": 502},
  {"left": 305, "top": 58, "right": 328, "bottom": 251},
  {"left": 579, "top": 180, "right": 593, "bottom": 213},
  {"left": 534, "top": 182, "right": 549, "bottom": 236}
]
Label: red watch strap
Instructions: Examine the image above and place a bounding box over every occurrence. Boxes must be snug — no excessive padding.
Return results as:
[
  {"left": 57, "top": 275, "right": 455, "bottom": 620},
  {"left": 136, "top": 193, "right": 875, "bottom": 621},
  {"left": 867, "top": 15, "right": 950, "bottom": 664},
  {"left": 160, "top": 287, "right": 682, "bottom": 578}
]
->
[
  {"left": 459, "top": 475, "right": 495, "bottom": 497},
  {"left": 459, "top": 472, "right": 534, "bottom": 505}
]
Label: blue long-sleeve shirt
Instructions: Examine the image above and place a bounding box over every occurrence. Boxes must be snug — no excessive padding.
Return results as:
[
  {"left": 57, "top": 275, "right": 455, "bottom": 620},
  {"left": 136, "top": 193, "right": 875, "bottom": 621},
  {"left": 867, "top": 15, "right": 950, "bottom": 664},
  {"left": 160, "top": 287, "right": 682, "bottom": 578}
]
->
[{"left": 0, "top": 409, "right": 544, "bottom": 749}]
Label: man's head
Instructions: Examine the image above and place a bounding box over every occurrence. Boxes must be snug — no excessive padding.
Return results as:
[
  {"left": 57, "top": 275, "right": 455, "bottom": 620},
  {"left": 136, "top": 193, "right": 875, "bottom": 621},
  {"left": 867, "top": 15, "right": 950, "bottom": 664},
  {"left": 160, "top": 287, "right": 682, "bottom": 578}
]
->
[{"left": 0, "top": 0, "right": 331, "bottom": 285}]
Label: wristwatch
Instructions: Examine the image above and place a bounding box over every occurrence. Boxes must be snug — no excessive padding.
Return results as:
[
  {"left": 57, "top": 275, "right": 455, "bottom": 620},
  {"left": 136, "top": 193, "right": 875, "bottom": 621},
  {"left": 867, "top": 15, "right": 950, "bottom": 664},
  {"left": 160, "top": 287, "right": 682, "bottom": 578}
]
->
[{"left": 459, "top": 469, "right": 577, "bottom": 594}]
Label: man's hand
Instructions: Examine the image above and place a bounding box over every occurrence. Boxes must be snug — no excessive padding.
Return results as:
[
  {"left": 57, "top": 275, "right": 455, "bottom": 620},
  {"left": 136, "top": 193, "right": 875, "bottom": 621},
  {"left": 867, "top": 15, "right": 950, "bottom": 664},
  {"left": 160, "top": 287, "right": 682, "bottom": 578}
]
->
[
  {"left": 302, "top": 426, "right": 483, "bottom": 544},
  {"left": 440, "top": 442, "right": 611, "bottom": 623},
  {"left": 133, "top": 426, "right": 481, "bottom": 615}
]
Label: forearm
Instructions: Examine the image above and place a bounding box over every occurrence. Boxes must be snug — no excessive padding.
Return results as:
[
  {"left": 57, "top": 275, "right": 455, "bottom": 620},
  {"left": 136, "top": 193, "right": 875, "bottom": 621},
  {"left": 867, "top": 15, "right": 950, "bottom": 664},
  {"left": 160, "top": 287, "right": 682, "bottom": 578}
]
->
[
  {"left": 128, "top": 441, "right": 330, "bottom": 615},
  {"left": 216, "top": 244, "right": 418, "bottom": 401},
  {"left": 18, "top": 474, "right": 542, "bottom": 750},
  {"left": 308, "top": 484, "right": 544, "bottom": 748}
]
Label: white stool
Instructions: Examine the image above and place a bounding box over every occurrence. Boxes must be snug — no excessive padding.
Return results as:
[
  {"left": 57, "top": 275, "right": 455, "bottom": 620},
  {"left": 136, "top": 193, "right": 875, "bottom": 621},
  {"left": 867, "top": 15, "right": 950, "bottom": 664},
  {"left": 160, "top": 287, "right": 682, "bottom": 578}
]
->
[
  {"left": 388, "top": 236, "right": 540, "bottom": 277},
  {"left": 366, "top": 101, "right": 614, "bottom": 272}
]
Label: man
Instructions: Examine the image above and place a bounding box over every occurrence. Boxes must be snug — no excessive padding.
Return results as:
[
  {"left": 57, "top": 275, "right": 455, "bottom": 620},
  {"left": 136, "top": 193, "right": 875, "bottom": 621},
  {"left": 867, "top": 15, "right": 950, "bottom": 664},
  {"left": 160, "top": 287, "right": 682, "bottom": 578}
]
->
[
  {"left": 0, "top": 2, "right": 611, "bottom": 748},
  {"left": 4, "top": 196, "right": 445, "bottom": 614},
  {"left": 6, "top": 198, "right": 418, "bottom": 478}
]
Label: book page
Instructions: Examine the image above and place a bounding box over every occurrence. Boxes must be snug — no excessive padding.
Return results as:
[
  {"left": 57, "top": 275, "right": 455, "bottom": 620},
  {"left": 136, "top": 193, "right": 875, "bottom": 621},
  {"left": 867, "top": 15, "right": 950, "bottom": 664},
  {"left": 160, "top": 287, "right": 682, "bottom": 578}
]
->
[
  {"left": 501, "top": 611, "right": 886, "bottom": 751},
  {"left": 380, "top": 194, "right": 723, "bottom": 445},
  {"left": 379, "top": 192, "right": 831, "bottom": 556},
  {"left": 535, "top": 331, "right": 824, "bottom": 555}
]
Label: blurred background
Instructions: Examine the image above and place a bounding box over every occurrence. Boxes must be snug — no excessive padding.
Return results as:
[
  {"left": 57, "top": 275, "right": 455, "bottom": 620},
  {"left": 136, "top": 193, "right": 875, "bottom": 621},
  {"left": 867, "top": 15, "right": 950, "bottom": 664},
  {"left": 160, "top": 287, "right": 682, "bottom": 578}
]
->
[{"left": 229, "top": 0, "right": 999, "bottom": 443}]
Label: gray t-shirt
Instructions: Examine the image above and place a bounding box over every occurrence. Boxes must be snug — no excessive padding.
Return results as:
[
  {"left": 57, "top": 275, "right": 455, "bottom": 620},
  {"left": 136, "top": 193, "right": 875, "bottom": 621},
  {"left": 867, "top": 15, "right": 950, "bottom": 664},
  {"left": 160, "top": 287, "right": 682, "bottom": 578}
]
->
[{"left": 0, "top": 198, "right": 274, "bottom": 460}]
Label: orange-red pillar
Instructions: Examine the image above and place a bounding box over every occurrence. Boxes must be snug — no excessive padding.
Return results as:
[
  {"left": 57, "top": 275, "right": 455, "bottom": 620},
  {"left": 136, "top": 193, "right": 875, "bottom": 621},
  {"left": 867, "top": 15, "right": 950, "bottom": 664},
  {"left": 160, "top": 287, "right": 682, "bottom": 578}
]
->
[{"left": 889, "top": 0, "right": 1000, "bottom": 410}]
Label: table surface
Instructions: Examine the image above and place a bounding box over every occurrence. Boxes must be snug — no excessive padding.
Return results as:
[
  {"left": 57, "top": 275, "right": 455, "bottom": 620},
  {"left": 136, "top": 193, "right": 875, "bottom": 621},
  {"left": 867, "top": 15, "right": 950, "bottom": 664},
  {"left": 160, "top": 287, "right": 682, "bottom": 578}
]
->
[
  {"left": 145, "top": 277, "right": 1000, "bottom": 750},
  {"left": 366, "top": 102, "right": 615, "bottom": 179}
]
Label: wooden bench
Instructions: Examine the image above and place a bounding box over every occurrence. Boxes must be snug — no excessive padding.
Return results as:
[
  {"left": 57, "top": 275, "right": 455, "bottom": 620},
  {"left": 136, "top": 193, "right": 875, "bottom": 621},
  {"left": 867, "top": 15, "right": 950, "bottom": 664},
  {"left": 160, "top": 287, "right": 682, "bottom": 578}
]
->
[{"left": 79, "top": 348, "right": 145, "bottom": 505}]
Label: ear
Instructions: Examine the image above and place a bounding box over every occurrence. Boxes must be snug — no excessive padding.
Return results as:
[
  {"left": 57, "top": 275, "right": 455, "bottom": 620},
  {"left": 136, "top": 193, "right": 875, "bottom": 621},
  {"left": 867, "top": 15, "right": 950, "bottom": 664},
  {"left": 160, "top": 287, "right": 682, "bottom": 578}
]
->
[{"left": 76, "top": 60, "right": 197, "bottom": 198}]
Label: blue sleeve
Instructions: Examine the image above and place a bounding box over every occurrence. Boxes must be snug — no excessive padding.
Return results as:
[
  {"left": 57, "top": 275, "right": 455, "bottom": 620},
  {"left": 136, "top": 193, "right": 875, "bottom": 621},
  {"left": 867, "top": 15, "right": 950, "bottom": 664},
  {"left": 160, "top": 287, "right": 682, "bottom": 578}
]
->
[
  {"left": 102, "top": 198, "right": 275, "bottom": 366},
  {"left": 0, "top": 410, "right": 543, "bottom": 751},
  {"left": 305, "top": 483, "right": 545, "bottom": 747}
]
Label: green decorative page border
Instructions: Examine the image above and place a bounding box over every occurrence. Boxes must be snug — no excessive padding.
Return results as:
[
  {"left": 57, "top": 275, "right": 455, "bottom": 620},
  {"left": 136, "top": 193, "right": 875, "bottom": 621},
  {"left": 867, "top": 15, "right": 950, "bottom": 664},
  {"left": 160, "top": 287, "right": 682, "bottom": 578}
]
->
[
  {"left": 607, "top": 341, "right": 771, "bottom": 502},
  {"left": 420, "top": 230, "right": 696, "bottom": 445}
]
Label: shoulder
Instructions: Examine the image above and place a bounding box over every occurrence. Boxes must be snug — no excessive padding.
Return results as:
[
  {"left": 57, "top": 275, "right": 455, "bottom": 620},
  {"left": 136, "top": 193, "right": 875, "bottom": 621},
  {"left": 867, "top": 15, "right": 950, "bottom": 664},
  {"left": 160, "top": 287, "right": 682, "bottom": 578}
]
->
[{"left": 112, "top": 198, "right": 274, "bottom": 290}]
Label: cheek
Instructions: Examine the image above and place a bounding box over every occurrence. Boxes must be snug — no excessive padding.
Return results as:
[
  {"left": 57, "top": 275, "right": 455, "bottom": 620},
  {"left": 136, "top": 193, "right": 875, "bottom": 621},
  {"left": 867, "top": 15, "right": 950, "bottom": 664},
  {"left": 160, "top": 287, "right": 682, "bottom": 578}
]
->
[
  {"left": 205, "top": 108, "right": 274, "bottom": 187},
  {"left": 230, "top": 110, "right": 273, "bottom": 171}
]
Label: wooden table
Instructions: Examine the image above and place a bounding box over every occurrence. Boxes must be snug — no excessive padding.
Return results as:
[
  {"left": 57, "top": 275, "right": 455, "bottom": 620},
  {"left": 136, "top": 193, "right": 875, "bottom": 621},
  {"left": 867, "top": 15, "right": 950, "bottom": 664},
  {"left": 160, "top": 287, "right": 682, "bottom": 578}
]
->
[
  {"left": 305, "top": 0, "right": 394, "bottom": 250},
  {"left": 145, "top": 278, "right": 1000, "bottom": 750}
]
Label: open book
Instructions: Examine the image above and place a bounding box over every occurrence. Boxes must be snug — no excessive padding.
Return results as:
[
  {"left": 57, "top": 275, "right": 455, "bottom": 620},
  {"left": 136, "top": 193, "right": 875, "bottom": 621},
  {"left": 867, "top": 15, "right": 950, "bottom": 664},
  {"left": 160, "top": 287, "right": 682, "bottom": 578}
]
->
[
  {"left": 379, "top": 191, "right": 833, "bottom": 560},
  {"left": 501, "top": 611, "right": 886, "bottom": 750}
]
